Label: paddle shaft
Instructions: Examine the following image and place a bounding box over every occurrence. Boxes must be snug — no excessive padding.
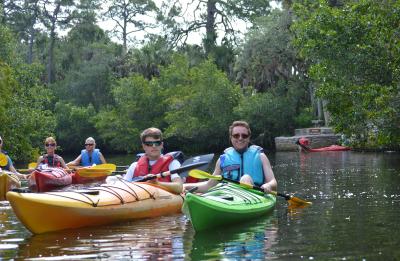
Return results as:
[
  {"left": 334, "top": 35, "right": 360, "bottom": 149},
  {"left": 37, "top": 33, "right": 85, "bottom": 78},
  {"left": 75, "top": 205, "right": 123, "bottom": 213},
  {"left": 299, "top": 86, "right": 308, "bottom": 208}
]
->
[
  {"left": 136, "top": 161, "right": 210, "bottom": 182},
  {"left": 217, "top": 176, "right": 291, "bottom": 200}
]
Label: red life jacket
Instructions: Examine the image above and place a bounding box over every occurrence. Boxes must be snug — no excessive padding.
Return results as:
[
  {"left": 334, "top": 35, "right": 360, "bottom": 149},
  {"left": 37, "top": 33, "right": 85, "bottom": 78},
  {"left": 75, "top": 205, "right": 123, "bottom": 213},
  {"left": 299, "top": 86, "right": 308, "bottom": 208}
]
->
[
  {"left": 134, "top": 154, "right": 174, "bottom": 182},
  {"left": 41, "top": 154, "right": 62, "bottom": 167}
]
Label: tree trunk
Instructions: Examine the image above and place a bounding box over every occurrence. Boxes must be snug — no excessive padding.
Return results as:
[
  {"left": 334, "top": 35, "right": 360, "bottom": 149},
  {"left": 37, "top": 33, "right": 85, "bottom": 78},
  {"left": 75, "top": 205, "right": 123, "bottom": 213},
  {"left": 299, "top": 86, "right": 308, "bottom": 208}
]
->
[
  {"left": 204, "top": 0, "right": 217, "bottom": 55},
  {"left": 48, "top": 24, "right": 56, "bottom": 83},
  {"left": 27, "top": 27, "right": 34, "bottom": 64},
  {"left": 322, "top": 99, "right": 330, "bottom": 126}
]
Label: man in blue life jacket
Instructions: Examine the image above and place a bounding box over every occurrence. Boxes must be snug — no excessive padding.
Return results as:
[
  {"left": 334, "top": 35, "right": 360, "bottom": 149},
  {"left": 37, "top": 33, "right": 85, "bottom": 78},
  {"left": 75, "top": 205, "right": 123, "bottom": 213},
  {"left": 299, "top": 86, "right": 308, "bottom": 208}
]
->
[
  {"left": 0, "top": 136, "right": 27, "bottom": 179},
  {"left": 184, "top": 121, "right": 277, "bottom": 193},
  {"left": 67, "top": 137, "right": 107, "bottom": 167}
]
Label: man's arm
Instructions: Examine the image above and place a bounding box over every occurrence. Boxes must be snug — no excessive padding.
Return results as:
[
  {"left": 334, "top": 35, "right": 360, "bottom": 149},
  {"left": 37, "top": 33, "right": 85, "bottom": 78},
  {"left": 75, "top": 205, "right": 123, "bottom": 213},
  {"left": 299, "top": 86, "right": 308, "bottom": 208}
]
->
[
  {"left": 183, "top": 158, "right": 221, "bottom": 193},
  {"left": 67, "top": 155, "right": 82, "bottom": 166},
  {"left": 260, "top": 153, "right": 277, "bottom": 193}
]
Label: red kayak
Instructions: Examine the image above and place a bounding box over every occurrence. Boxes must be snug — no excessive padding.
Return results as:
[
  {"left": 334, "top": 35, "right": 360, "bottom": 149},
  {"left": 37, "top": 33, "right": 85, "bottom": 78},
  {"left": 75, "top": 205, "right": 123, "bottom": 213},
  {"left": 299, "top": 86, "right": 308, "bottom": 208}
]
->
[
  {"left": 304, "top": 145, "right": 351, "bottom": 152},
  {"left": 296, "top": 138, "right": 350, "bottom": 152},
  {"left": 28, "top": 168, "right": 72, "bottom": 192}
]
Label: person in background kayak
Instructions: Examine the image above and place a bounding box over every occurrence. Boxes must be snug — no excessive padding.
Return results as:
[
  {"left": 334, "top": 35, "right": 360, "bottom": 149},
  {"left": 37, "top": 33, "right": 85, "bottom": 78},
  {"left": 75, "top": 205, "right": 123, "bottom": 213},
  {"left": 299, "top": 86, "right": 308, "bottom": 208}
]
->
[
  {"left": 36, "top": 137, "right": 68, "bottom": 169},
  {"left": 123, "top": 127, "right": 183, "bottom": 194},
  {"left": 67, "top": 137, "right": 107, "bottom": 167},
  {"left": 0, "top": 136, "right": 27, "bottom": 179},
  {"left": 184, "top": 120, "right": 277, "bottom": 193},
  {"left": 295, "top": 137, "right": 311, "bottom": 152}
]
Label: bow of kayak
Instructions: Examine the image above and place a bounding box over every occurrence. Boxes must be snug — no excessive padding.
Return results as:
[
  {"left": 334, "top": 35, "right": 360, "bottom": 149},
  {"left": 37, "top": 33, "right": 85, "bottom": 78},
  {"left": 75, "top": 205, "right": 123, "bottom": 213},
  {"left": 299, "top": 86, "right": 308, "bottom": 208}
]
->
[
  {"left": 7, "top": 178, "right": 184, "bottom": 234},
  {"left": 183, "top": 182, "right": 276, "bottom": 232},
  {"left": 0, "top": 171, "right": 21, "bottom": 201}
]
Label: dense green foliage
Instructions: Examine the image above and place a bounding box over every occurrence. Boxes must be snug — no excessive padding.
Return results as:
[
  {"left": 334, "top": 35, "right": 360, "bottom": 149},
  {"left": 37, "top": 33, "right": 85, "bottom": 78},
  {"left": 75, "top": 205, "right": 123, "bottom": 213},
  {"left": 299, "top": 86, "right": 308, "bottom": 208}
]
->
[
  {"left": 292, "top": 0, "right": 400, "bottom": 149},
  {"left": 1, "top": 0, "right": 399, "bottom": 164}
]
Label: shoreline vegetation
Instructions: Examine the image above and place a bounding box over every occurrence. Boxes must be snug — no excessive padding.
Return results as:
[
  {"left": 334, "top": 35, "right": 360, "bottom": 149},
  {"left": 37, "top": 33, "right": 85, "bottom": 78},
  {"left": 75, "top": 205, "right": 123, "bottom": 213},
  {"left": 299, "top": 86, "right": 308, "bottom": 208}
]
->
[{"left": 1, "top": 1, "right": 399, "bottom": 162}]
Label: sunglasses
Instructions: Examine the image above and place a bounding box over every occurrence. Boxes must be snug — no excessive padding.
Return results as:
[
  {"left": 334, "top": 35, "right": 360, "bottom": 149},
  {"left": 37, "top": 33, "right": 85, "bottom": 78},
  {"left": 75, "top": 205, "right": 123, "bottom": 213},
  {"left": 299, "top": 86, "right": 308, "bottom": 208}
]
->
[
  {"left": 143, "top": 140, "right": 162, "bottom": 147},
  {"left": 85, "top": 143, "right": 94, "bottom": 146},
  {"left": 45, "top": 143, "right": 56, "bottom": 147},
  {"left": 231, "top": 133, "right": 250, "bottom": 139}
]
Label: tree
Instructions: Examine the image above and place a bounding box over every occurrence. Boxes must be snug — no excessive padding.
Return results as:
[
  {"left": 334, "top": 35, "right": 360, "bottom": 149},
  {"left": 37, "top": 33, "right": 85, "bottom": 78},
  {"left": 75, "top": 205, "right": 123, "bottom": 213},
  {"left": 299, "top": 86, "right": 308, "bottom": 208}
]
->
[
  {"left": 292, "top": 0, "right": 400, "bottom": 149},
  {"left": 104, "top": 0, "right": 157, "bottom": 55},
  {"left": 1, "top": 0, "right": 41, "bottom": 64},
  {"left": 159, "top": 0, "right": 272, "bottom": 55},
  {"left": 40, "top": 0, "right": 76, "bottom": 83},
  {"left": 235, "top": 9, "right": 305, "bottom": 92}
]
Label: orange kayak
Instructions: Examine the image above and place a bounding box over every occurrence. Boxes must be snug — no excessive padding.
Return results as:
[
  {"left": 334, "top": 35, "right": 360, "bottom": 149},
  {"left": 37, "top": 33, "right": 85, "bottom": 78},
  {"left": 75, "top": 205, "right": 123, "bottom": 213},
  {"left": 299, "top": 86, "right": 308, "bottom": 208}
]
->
[
  {"left": 0, "top": 171, "right": 21, "bottom": 201},
  {"left": 7, "top": 177, "right": 184, "bottom": 234}
]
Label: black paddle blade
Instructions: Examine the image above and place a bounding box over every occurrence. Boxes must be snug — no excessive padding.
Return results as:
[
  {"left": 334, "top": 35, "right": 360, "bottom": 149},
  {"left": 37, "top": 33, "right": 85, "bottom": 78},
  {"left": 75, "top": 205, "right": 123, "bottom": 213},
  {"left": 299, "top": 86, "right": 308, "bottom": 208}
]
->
[
  {"left": 170, "top": 161, "right": 210, "bottom": 175},
  {"left": 180, "top": 153, "right": 214, "bottom": 178}
]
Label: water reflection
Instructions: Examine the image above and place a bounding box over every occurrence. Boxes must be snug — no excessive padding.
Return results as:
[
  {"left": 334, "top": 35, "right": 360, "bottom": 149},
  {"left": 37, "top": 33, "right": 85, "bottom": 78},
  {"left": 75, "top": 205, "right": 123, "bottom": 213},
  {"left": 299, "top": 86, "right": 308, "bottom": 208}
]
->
[
  {"left": 1, "top": 152, "right": 400, "bottom": 260},
  {"left": 14, "top": 214, "right": 187, "bottom": 260},
  {"left": 184, "top": 214, "right": 278, "bottom": 260}
]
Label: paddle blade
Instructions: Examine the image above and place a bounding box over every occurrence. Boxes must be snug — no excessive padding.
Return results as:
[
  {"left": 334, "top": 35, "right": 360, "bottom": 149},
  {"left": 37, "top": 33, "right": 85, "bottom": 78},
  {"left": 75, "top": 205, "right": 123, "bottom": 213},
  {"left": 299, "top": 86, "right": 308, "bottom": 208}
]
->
[
  {"left": 91, "top": 164, "right": 116, "bottom": 171},
  {"left": 170, "top": 161, "right": 210, "bottom": 175},
  {"left": 28, "top": 162, "right": 37, "bottom": 169},
  {"left": 179, "top": 154, "right": 214, "bottom": 178},
  {"left": 76, "top": 168, "right": 113, "bottom": 177},
  {"left": 287, "top": 196, "right": 312, "bottom": 207},
  {"left": 0, "top": 153, "right": 7, "bottom": 166},
  {"left": 273, "top": 191, "right": 312, "bottom": 208},
  {"left": 188, "top": 169, "right": 223, "bottom": 181}
]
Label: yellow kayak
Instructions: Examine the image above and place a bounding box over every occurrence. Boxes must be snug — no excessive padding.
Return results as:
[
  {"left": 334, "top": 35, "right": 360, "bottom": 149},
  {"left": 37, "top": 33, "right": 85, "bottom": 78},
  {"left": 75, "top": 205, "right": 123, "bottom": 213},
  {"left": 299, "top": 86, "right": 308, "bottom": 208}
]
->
[
  {"left": 7, "top": 177, "right": 184, "bottom": 234},
  {"left": 0, "top": 171, "right": 21, "bottom": 201}
]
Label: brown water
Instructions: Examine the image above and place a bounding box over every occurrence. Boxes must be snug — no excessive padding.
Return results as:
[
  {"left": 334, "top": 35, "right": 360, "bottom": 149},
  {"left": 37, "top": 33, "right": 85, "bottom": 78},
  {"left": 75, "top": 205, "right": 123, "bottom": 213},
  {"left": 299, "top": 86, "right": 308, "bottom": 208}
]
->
[{"left": 1, "top": 151, "right": 400, "bottom": 260}]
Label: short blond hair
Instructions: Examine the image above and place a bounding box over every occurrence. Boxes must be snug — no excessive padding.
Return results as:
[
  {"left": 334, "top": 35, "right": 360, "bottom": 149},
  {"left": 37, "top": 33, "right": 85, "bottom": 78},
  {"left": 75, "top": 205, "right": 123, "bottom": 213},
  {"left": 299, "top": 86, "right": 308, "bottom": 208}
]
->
[
  {"left": 140, "top": 127, "right": 163, "bottom": 142},
  {"left": 229, "top": 121, "right": 251, "bottom": 137},
  {"left": 45, "top": 136, "right": 56, "bottom": 145},
  {"left": 85, "top": 137, "right": 96, "bottom": 144}
]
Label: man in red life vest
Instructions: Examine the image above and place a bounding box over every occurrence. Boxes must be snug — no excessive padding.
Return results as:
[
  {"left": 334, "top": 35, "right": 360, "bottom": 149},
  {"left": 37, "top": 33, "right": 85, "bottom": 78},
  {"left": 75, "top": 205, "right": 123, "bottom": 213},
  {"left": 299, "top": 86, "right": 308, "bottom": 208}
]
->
[{"left": 123, "top": 127, "right": 183, "bottom": 194}]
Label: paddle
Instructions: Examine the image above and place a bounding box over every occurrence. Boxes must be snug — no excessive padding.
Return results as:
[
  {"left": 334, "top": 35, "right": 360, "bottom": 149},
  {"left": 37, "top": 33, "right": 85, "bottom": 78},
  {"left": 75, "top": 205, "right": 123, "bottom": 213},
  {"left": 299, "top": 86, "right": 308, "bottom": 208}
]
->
[
  {"left": 0, "top": 153, "right": 8, "bottom": 166},
  {"left": 189, "top": 169, "right": 312, "bottom": 208},
  {"left": 28, "top": 162, "right": 37, "bottom": 169},
  {"left": 133, "top": 153, "right": 214, "bottom": 182},
  {"left": 69, "top": 163, "right": 117, "bottom": 172}
]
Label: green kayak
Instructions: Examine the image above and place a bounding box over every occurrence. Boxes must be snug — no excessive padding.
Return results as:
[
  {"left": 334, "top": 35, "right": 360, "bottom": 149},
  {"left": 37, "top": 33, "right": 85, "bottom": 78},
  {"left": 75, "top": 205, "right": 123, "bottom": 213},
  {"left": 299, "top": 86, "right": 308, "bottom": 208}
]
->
[{"left": 183, "top": 182, "right": 276, "bottom": 232}]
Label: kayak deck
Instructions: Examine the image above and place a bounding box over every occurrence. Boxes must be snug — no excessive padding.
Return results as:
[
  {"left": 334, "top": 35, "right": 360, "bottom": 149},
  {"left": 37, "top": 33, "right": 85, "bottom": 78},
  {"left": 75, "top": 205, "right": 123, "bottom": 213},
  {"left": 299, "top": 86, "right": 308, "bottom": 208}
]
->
[
  {"left": 183, "top": 182, "right": 276, "bottom": 232},
  {"left": 7, "top": 178, "right": 184, "bottom": 234}
]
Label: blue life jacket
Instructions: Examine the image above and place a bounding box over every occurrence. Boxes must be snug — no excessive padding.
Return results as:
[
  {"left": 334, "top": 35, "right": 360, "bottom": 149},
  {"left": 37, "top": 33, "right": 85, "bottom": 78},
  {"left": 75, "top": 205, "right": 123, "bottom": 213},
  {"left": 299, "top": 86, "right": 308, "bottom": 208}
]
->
[
  {"left": 219, "top": 145, "right": 264, "bottom": 186},
  {"left": 81, "top": 149, "right": 102, "bottom": 166}
]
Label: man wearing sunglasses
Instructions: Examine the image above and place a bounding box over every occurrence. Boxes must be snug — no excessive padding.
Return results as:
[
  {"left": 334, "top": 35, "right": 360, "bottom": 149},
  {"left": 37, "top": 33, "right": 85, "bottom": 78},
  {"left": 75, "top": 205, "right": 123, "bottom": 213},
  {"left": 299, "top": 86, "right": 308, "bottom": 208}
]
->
[
  {"left": 123, "top": 127, "right": 183, "bottom": 194},
  {"left": 184, "top": 121, "right": 277, "bottom": 193},
  {"left": 67, "top": 137, "right": 107, "bottom": 167},
  {"left": 0, "top": 136, "right": 27, "bottom": 179}
]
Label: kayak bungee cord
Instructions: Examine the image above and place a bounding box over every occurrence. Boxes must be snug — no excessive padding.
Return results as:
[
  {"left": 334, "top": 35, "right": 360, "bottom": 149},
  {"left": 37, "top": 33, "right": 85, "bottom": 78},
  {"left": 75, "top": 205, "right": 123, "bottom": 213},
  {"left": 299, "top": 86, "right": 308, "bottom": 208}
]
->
[
  {"left": 208, "top": 183, "right": 263, "bottom": 204},
  {"left": 45, "top": 191, "right": 101, "bottom": 207},
  {"left": 220, "top": 184, "right": 264, "bottom": 204},
  {"left": 109, "top": 176, "right": 154, "bottom": 200},
  {"left": 41, "top": 179, "right": 164, "bottom": 207}
]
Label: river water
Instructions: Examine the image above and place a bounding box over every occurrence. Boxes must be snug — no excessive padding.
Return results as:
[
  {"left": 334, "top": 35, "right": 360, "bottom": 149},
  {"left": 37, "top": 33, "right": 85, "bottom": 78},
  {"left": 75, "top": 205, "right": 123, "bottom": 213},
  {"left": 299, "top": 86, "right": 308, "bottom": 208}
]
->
[{"left": 1, "top": 151, "right": 399, "bottom": 260}]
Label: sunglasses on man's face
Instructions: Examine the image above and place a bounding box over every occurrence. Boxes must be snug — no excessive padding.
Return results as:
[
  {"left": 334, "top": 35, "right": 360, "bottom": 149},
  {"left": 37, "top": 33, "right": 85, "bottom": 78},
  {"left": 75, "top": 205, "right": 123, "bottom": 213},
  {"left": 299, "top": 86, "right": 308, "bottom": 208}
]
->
[
  {"left": 231, "top": 133, "right": 250, "bottom": 139},
  {"left": 85, "top": 143, "right": 94, "bottom": 147},
  {"left": 143, "top": 140, "right": 162, "bottom": 147},
  {"left": 45, "top": 143, "right": 56, "bottom": 147}
]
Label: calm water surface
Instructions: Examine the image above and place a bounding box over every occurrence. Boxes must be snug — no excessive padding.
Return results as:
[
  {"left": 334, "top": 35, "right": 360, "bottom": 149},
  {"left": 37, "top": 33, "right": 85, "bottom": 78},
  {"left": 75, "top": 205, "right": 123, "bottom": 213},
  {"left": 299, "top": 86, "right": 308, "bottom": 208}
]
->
[{"left": 1, "top": 151, "right": 400, "bottom": 260}]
